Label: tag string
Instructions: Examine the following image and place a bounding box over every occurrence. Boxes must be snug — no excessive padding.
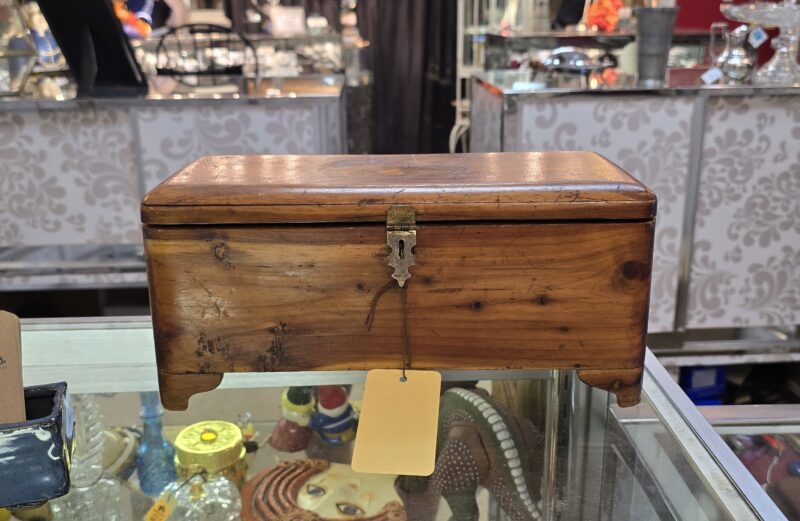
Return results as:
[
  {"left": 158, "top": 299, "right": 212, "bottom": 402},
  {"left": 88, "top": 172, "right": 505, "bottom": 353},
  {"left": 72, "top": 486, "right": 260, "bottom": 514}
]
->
[
  {"left": 364, "top": 280, "right": 411, "bottom": 379},
  {"left": 364, "top": 280, "right": 395, "bottom": 331},
  {"left": 401, "top": 284, "right": 410, "bottom": 380}
]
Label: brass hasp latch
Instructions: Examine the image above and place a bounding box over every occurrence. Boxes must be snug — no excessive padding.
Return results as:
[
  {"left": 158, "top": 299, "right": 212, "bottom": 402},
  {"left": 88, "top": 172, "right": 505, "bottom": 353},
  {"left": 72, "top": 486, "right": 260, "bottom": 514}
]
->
[{"left": 386, "top": 206, "right": 416, "bottom": 287}]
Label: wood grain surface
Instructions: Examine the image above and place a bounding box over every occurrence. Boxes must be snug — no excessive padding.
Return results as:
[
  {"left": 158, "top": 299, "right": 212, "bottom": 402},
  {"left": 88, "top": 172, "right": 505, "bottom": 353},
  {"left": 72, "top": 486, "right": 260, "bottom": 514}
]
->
[
  {"left": 145, "top": 221, "right": 653, "bottom": 410},
  {"left": 141, "top": 152, "right": 656, "bottom": 225}
]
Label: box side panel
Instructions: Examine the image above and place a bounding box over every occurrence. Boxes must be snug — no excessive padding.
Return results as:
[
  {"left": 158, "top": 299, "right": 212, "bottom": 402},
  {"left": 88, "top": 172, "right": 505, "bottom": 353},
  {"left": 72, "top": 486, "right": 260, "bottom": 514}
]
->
[{"left": 145, "top": 222, "right": 652, "bottom": 380}]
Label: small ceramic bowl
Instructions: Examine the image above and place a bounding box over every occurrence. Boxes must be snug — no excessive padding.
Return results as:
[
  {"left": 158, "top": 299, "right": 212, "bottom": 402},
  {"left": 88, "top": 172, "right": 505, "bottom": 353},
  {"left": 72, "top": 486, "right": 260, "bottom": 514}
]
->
[{"left": 0, "top": 382, "right": 75, "bottom": 509}]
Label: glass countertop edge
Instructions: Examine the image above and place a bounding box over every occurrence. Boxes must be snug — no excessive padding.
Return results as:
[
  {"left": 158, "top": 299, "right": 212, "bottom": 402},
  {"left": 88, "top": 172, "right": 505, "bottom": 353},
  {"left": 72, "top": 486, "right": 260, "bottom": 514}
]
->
[
  {"left": 643, "top": 350, "right": 787, "bottom": 521},
  {"left": 0, "top": 74, "right": 346, "bottom": 111},
  {"left": 0, "top": 91, "right": 344, "bottom": 111},
  {"left": 472, "top": 71, "right": 800, "bottom": 98}
]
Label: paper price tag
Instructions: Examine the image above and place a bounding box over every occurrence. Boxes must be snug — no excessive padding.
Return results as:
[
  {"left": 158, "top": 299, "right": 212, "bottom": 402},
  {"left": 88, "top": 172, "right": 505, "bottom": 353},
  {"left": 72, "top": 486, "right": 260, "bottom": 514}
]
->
[
  {"left": 144, "top": 495, "right": 176, "bottom": 521},
  {"left": 749, "top": 26, "right": 768, "bottom": 48},
  {"left": 270, "top": 6, "right": 307, "bottom": 37},
  {"left": 701, "top": 67, "right": 723, "bottom": 85},
  {"left": 0, "top": 311, "right": 25, "bottom": 424},
  {"left": 351, "top": 369, "right": 441, "bottom": 476}
]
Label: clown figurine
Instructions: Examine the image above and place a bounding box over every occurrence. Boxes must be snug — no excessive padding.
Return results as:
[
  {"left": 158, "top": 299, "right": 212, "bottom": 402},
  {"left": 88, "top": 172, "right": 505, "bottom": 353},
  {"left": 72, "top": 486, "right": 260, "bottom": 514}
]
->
[
  {"left": 268, "top": 386, "right": 314, "bottom": 453},
  {"left": 309, "top": 385, "right": 356, "bottom": 445}
]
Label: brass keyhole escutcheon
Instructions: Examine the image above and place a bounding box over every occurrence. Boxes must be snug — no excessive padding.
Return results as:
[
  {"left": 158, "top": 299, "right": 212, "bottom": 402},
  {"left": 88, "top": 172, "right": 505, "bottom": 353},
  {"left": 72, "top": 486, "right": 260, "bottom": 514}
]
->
[{"left": 386, "top": 206, "right": 416, "bottom": 287}]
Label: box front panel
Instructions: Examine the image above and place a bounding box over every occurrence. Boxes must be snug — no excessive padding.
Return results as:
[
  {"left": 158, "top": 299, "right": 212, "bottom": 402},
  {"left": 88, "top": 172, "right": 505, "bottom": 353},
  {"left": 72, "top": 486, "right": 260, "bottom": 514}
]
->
[{"left": 145, "top": 221, "right": 653, "bottom": 377}]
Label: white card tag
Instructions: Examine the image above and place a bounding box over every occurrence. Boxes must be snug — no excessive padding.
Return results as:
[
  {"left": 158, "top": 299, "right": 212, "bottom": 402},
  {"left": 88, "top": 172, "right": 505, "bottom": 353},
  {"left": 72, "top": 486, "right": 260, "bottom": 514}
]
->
[
  {"left": 351, "top": 369, "right": 441, "bottom": 476},
  {"left": 749, "top": 26, "right": 768, "bottom": 48},
  {"left": 701, "top": 67, "right": 723, "bottom": 85},
  {"left": 270, "top": 6, "right": 307, "bottom": 37}
]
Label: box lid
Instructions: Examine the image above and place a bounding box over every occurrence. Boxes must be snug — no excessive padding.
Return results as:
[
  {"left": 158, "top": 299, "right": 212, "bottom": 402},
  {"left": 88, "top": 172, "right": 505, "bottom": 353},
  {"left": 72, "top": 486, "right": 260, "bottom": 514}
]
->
[{"left": 141, "top": 152, "right": 656, "bottom": 225}]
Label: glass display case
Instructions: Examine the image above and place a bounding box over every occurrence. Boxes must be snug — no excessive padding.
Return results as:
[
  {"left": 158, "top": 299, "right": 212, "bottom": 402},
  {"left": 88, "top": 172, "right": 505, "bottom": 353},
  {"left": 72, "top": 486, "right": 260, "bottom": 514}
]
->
[
  {"left": 703, "top": 404, "right": 800, "bottom": 521},
  {"left": 483, "top": 30, "right": 711, "bottom": 71},
  {"left": 5, "top": 318, "right": 784, "bottom": 520},
  {"left": 133, "top": 32, "right": 342, "bottom": 80}
]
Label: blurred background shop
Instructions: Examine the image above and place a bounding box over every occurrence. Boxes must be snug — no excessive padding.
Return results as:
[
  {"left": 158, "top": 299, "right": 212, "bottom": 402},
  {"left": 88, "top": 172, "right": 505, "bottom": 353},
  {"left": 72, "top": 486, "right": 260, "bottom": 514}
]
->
[{"left": 1, "top": 0, "right": 800, "bottom": 519}]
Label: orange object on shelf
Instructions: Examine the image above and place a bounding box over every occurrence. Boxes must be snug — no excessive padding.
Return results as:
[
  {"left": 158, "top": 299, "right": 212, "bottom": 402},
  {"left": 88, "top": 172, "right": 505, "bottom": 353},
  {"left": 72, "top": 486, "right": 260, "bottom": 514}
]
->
[
  {"left": 113, "top": 0, "right": 151, "bottom": 39},
  {"left": 587, "top": 0, "right": 623, "bottom": 32}
]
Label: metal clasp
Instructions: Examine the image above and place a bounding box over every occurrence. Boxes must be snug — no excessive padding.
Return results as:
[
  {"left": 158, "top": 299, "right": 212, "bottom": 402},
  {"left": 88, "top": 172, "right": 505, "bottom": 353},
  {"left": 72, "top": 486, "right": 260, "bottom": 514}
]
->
[{"left": 386, "top": 206, "right": 416, "bottom": 287}]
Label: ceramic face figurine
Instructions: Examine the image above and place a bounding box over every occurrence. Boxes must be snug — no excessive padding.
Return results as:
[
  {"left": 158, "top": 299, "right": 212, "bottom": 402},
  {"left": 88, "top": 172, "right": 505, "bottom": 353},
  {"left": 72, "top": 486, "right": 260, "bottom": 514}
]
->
[
  {"left": 268, "top": 386, "right": 314, "bottom": 453},
  {"left": 308, "top": 386, "right": 356, "bottom": 445},
  {"left": 425, "top": 387, "right": 545, "bottom": 521},
  {"left": 241, "top": 459, "right": 405, "bottom": 521}
]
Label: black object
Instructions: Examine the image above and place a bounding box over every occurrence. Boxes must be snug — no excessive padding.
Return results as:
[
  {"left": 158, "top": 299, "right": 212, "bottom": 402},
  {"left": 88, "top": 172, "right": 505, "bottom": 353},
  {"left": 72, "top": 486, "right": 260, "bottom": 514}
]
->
[
  {"left": 0, "top": 383, "right": 75, "bottom": 509},
  {"left": 152, "top": 0, "right": 173, "bottom": 29},
  {"left": 35, "top": 0, "right": 147, "bottom": 97},
  {"left": 357, "top": 0, "right": 456, "bottom": 153},
  {"left": 726, "top": 364, "right": 800, "bottom": 405},
  {"left": 553, "top": 0, "right": 585, "bottom": 29},
  {"left": 223, "top": 0, "right": 263, "bottom": 33},
  {"left": 286, "top": 386, "right": 313, "bottom": 405},
  {"left": 155, "top": 24, "right": 257, "bottom": 81}
]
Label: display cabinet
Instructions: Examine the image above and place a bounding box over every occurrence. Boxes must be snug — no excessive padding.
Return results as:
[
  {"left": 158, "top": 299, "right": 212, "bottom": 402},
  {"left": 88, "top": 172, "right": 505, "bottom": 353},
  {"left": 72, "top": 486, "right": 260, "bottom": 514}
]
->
[
  {"left": 703, "top": 404, "right": 800, "bottom": 521},
  {"left": 470, "top": 70, "right": 800, "bottom": 340},
  {"left": 5, "top": 318, "right": 784, "bottom": 520},
  {"left": 0, "top": 75, "right": 346, "bottom": 292},
  {"left": 483, "top": 30, "right": 710, "bottom": 70},
  {"left": 133, "top": 32, "right": 343, "bottom": 79}
]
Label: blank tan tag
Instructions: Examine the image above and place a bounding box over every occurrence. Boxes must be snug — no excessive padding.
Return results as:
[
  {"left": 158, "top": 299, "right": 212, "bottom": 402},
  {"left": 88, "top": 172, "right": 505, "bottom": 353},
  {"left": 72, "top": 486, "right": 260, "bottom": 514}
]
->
[
  {"left": 351, "top": 369, "right": 441, "bottom": 476},
  {"left": 0, "top": 311, "right": 25, "bottom": 424}
]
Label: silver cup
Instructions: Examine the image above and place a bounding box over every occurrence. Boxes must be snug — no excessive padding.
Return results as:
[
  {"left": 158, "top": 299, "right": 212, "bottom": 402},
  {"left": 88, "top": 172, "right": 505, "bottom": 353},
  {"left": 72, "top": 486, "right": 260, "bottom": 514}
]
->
[{"left": 635, "top": 7, "right": 679, "bottom": 87}]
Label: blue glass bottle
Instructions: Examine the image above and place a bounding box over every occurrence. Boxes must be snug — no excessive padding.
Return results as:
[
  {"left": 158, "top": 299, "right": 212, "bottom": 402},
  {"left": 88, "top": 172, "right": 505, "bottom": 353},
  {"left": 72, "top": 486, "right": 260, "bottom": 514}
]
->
[{"left": 136, "top": 391, "right": 177, "bottom": 496}]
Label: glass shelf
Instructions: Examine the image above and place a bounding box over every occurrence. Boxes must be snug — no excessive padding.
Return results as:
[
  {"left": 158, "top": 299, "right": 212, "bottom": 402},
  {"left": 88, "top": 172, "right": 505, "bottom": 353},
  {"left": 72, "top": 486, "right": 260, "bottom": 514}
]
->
[{"left": 702, "top": 403, "right": 800, "bottom": 521}]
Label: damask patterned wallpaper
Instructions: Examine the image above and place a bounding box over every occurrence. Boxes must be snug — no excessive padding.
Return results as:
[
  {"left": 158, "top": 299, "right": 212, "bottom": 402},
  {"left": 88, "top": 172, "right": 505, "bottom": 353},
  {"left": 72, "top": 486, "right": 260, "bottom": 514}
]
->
[
  {"left": 0, "top": 98, "right": 344, "bottom": 289},
  {"left": 687, "top": 96, "right": 800, "bottom": 328},
  {"left": 0, "top": 109, "right": 140, "bottom": 247},
  {"left": 482, "top": 96, "right": 693, "bottom": 332},
  {"left": 138, "top": 102, "right": 342, "bottom": 190},
  {"left": 471, "top": 87, "right": 800, "bottom": 332}
]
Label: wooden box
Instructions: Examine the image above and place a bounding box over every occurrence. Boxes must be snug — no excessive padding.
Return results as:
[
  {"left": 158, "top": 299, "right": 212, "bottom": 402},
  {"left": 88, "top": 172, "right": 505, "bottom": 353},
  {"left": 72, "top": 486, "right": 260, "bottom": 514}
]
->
[{"left": 142, "top": 152, "right": 655, "bottom": 410}]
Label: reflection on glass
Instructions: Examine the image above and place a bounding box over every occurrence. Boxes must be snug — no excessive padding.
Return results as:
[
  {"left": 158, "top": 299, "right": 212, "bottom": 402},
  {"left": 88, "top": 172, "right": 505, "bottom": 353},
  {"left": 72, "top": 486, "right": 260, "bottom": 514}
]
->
[
  {"left": 48, "top": 369, "right": 761, "bottom": 521},
  {"left": 709, "top": 22, "right": 729, "bottom": 66},
  {"left": 0, "top": 0, "right": 37, "bottom": 96}
]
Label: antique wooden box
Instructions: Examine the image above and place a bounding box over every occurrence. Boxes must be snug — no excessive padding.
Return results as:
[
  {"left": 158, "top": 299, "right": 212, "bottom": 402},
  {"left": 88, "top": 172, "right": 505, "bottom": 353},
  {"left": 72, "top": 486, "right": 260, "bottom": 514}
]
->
[{"left": 142, "top": 152, "right": 655, "bottom": 410}]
